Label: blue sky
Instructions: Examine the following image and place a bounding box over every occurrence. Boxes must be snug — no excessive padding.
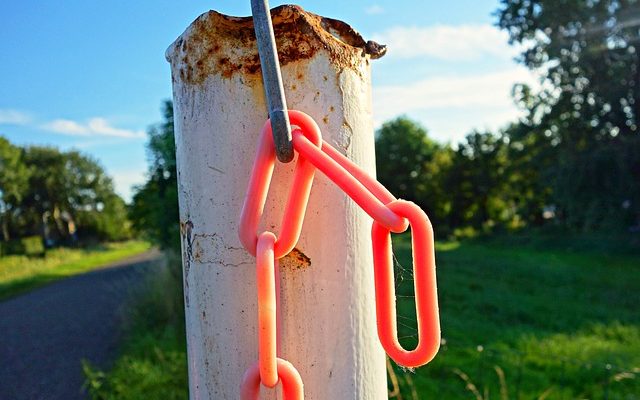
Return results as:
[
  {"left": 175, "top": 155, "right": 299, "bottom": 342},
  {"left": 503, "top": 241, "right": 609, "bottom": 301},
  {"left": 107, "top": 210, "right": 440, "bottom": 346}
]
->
[{"left": 0, "top": 1, "right": 534, "bottom": 201}]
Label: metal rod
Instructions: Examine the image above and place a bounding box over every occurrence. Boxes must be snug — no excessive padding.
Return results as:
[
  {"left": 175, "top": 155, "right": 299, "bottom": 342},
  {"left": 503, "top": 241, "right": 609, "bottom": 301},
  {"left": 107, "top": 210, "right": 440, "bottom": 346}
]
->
[{"left": 251, "top": 0, "right": 294, "bottom": 163}]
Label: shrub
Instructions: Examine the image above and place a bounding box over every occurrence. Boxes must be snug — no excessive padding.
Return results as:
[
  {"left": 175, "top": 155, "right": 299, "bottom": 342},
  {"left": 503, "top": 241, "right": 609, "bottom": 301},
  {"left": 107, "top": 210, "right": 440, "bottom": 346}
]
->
[{"left": 0, "top": 235, "right": 44, "bottom": 256}]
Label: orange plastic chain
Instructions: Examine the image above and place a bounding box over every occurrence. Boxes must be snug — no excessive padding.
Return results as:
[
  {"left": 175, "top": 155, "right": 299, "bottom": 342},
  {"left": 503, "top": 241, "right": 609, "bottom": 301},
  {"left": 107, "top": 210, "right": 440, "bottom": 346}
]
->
[{"left": 238, "top": 110, "right": 440, "bottom": 398}]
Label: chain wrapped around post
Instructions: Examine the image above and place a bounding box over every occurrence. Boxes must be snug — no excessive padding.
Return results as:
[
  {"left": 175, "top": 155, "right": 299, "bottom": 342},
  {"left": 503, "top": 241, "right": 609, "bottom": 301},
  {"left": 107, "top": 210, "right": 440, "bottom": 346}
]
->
[{"left": 238, "top": 110, "right": 440, "bottom": 398}]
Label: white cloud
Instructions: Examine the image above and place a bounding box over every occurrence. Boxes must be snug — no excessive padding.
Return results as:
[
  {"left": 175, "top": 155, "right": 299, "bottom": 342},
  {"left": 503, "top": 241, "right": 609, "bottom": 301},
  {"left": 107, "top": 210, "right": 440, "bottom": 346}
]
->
[
  {"left": 373, "top": 24, "right": 518, "bottom": 60},
  {"left": 365, "top": 5, "right": 385, "bottom": 15},
  {"left": 373, "top": 67, "right": 538, "bottom": 142},
  {"left": 43, "top": 119, "right": 88, "bottom": 135},
  {"left": 0, "top": 109, "right": 32, "bottom": 125},
  {"left": 41, "top": 117, "right": 145, "bottom": 139},
  {"left": 111, "top": 169, "right": 147, "bottom": 203}
]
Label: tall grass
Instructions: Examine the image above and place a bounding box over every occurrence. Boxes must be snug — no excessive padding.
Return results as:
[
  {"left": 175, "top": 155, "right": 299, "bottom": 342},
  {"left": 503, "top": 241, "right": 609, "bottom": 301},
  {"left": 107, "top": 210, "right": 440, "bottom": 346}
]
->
[{"left": 84, "top": 253, "right": 188, "bottom": 400}]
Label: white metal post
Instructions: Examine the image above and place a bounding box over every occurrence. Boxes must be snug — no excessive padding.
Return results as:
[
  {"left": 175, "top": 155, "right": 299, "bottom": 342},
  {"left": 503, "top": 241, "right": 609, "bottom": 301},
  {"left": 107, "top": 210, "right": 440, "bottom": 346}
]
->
[{"left": 166, "top": 6, "right": 388, "bottom": 399}]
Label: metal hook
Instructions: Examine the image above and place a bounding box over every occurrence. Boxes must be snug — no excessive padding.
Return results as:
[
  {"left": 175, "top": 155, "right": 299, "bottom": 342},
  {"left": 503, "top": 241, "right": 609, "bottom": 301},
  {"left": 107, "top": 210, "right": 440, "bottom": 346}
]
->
[{"left": 251, "top": 0, "right": 294, "bottom": 163}]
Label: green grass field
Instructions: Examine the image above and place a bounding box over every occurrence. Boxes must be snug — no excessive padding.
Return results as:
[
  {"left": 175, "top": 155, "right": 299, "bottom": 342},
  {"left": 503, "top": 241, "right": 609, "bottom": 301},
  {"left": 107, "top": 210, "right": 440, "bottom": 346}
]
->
[
  {"left": 86, "top": 236, "right": 639, "bottom": 399},
  {"left": 391, "top": 237, "right": 640, "bottom": 399},
  {"left": 0, "top": 240, "right": 152, "bottom": 300}
]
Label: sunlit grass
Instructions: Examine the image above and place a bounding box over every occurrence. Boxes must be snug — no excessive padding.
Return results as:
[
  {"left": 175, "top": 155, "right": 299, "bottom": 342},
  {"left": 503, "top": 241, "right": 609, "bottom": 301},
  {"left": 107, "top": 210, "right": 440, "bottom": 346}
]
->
[
  {"left": 83, "top": 327, "right": 187, "bottom": 400},
  {"left": 84, "top": 254, "right": 188, "bottom": 400},
  {"left": 0, "top": 240, "right": 152, "bottom": 300},
  {"left": 391, "top": 236, "right": 640, "bottom": 398}
]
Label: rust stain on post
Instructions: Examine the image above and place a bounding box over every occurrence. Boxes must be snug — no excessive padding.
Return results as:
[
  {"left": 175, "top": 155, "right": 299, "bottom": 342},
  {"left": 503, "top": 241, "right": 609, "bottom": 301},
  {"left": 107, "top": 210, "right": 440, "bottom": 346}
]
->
[
  {"left": 280, "top": 248, "right": 311, "bottom": 270},
  {"left": 166, "top": 5, "right": 385, "bottom": 85}
]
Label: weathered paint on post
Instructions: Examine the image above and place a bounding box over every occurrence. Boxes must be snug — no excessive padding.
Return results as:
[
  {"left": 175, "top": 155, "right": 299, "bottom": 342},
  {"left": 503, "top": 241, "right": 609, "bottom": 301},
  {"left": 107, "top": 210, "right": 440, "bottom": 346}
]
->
[{"left": 166, "top": 6, "right": 387, "bottom": 399}]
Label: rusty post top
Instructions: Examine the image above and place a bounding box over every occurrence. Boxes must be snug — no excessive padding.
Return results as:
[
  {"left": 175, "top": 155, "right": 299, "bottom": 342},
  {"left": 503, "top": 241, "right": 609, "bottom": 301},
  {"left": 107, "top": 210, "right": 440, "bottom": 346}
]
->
[{"left": 165, "top": 4, "right": 386, "bottom": 85}]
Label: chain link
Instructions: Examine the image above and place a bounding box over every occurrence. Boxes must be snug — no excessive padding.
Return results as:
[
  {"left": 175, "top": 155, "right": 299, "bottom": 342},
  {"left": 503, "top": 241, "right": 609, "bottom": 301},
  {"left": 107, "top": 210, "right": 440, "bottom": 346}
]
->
[
  {"left": 256, "top": 232, "right": 278, "bottom": 387},
  {"left": 240, "top": 359, "right": 304, "bottom": 400},
  {"left": 372, "top": 200, "right": 440, "bottom": 367},
  {"left": 238, "top": 111, "right": 322, "bottom": 259},
  {"left": 238, "top": 110, "right": 440, "bottom": 398},
  {"left": 292, "top": 133, "right": 409, "bottom": 233}
]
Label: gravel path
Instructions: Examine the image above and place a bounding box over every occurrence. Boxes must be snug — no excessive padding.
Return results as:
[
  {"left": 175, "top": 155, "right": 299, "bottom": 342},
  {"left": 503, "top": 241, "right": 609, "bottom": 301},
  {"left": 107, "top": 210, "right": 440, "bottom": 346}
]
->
[{"left": 0, "top": 250, "right": 161, "bottom": 400}]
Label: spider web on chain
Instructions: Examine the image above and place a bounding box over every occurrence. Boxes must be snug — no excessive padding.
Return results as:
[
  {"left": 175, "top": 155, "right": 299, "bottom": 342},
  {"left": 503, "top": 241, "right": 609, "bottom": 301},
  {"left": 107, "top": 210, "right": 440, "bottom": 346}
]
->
[{"left": 391, "top": 242, "right": 420, "bottom": 345}]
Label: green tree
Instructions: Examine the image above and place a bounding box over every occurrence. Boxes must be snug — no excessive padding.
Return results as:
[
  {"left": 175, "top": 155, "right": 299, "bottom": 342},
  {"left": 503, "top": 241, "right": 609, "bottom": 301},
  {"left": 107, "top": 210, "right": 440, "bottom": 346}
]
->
[
  {"left": 501, "top": 122, "right": 554, "bottom": 227},
  {"left": 130, "top": 100, "right": 179, "bottom": 251},
  {"left": 374, "top": 118, "right": 532, "bottom": 235},
  {"left": 447, "top": 132, "right": 495, "bottom": 229},
  {"left": 497, "top": 0, "right": 640, "bottom": 230},
  {"left": 375, "top": 117, "right": 453, "bottom": 231},
  {"left": 0, "top": 137, "right": 31, "bottom": 241},
  {"left": 61, "top": 150, "right": 129, "bottom": 241},
  {"left": 445, "top": 131, "right": 521, "bottom": 231},
  {"left": 20, "top": 146, "right": 130, "bottom": 242}
]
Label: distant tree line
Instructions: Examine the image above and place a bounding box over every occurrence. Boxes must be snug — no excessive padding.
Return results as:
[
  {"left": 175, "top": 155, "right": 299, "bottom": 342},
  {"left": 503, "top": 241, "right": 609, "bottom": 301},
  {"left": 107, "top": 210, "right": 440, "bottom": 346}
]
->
[
  {"left": 496, "top": 0, "right": 640, "bottom": 232},
  {"left": 378, "top": 0, "right": 640, "bottom": 235},
  {"left": 375, "top": 119, "right": 524, "bottom": 236},
  {"left": 0, "top": 137, "right": 130, "bottom": 248}
]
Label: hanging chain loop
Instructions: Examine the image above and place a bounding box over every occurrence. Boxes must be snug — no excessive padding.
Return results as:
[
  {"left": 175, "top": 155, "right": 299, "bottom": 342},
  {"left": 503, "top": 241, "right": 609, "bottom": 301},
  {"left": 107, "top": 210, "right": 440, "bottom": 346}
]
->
[
  {"left": 372, "top": 200, "right": 440, "bottom": 367},
  {"left": 239, "top": 110, "right": 440, "bottom": 398}
]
